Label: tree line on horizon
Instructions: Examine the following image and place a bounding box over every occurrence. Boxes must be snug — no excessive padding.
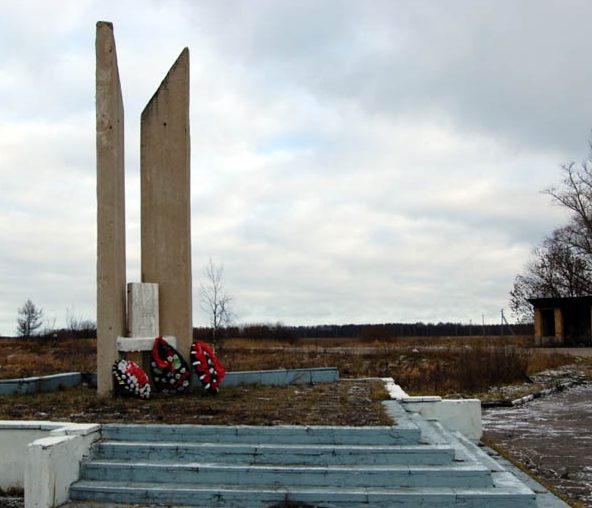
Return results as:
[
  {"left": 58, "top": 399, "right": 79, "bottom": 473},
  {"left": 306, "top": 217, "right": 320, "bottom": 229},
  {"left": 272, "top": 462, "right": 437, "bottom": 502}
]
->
[
  {"left": 6, "top": 317, "right": 532, "bottom": 341},
  {"left": 194, "top": 321, "right": 533, "bottom": 342}
]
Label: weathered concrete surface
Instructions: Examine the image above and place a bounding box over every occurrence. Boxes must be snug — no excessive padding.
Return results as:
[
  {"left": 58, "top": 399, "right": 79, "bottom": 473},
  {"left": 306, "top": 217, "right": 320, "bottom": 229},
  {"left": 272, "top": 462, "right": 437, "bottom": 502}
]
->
[
  {"left": 96, "top": 21, "right": 126, "bottom": 396},
  {"left": 125, "top": 282, "right": 160, "bottom": 367},
  {"left": 116, "top": 336, "right": 176, "bottom": 352},
  {"left": 401, "top": 397, "right": 482, "bottom": 441},
  {"left": 101, "top": 423, "right": 420, "bottom": 445},
  {"left": 141, "top": 48, "right": 192, "bottom": 360},
  {"left": 0, "top": 372, "right": 82, "bottom": 396},
  {"left": 127, "top": 283, "right": 158, "bottom": 337},
  {"left": 70, "top": 418, "right": 539, "bottom": 507},
  {"left": 0, "top": 421, "right": 98, "bottom": 494},
  {"left": 0, "top": 425, "right": 49, "bottom": 490},
  {"left": 219, "top": 367, "right": 339, "bottom": 387},
  {"left": 25, "top": 424, "right": 99, "bottom": 508}
]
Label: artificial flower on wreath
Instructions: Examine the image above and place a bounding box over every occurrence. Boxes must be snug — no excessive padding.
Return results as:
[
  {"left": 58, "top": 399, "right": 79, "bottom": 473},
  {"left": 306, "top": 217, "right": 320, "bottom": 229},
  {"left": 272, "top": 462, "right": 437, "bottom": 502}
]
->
[
  {"left": 112, "top": 359, "right": 151, "bottom": 399},
  {"left": 150, "top": 336, "right": 191, "bottom": 393},
  {"left": 190, "top": 340, "right": 226, "bottom": 393}
]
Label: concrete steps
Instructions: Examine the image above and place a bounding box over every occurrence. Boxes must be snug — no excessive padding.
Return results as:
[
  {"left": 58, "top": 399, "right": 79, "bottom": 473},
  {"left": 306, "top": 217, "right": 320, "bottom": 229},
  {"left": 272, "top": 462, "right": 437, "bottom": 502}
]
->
[
  {"left": 69, "top": 406, "right": 538, "bottom": 507},
  {"left": 100, "top": 422, "right": 422, "bottom": 445},
  {"left": 80, "top": 461, "right": 492, "bottom": 488},
  {"left": 70, "top": 480, "right": 535, "bottom": 507},
  {"left": 95, "top": 441, "right": 456, "bottom": 465}
]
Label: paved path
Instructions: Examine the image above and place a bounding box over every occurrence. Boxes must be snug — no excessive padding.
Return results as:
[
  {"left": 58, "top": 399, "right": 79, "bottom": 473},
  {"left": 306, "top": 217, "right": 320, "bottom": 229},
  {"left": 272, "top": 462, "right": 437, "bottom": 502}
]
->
[{"left": 483, "top": 382, "right": 592, "bottom": 505}]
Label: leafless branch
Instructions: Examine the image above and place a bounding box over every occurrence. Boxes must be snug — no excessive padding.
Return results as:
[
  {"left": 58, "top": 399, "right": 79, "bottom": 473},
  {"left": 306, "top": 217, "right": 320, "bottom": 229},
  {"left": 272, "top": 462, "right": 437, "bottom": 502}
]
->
[{"left": 199, "top": 259, "right": 234, "bottom": 342}]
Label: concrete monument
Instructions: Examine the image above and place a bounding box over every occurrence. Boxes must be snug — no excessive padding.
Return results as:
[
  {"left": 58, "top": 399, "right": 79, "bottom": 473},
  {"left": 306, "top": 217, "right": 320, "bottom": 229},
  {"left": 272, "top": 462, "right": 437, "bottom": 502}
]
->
[{"left": 95, "top": 22, "right": 192, "bottom": 394}]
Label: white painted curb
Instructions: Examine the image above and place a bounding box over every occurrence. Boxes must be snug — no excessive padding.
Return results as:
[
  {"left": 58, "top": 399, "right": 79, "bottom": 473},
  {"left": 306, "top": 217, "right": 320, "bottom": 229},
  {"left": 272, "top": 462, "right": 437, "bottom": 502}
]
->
[
  {"left": 382, "top": 377, "right": 483, "bottom": 441},
  {"left": 0, "top": 421, "right": 99, "bottom": 508},
  {"left": 25, "top": 422, "right": 100, "bottom": 508}
]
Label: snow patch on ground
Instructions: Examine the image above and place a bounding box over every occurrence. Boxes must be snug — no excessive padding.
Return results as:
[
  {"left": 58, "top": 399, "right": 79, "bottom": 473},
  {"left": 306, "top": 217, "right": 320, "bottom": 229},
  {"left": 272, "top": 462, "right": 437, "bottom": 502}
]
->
[{"left": 381, "top": 377, "right": 409, "bottom": 399}]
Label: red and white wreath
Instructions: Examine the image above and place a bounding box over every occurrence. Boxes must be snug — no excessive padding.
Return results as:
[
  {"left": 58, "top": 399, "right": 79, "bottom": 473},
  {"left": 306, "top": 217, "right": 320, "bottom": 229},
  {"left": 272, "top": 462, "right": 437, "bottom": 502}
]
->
[
  {"left": 190, "top": 340, "right": 226, "bottom": 393},
  {"left": 112, "top": 359, "right": 151, "bottom": 399},
  {"left": 150, "top": 336, "right": 192, "bottom": 393}
]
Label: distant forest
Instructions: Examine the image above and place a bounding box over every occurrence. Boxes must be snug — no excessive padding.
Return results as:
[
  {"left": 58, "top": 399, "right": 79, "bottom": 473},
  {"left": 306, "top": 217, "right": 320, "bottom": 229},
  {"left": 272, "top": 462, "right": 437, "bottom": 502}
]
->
[
  {"left": 194, "top": 321, "right": 534, "bottom": 342},
  {"left": 8, "top": 320, "right": 533, "bottom": 341}
]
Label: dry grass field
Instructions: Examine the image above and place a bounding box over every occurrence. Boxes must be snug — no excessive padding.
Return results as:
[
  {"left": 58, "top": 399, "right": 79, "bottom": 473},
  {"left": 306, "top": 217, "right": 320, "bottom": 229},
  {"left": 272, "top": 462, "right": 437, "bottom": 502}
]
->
[
  {"left": 0, "top": 338, "right": 95, "bottom": 379},
  {"left": 0, "top": 334, "right": 577, "bottom": 396}
]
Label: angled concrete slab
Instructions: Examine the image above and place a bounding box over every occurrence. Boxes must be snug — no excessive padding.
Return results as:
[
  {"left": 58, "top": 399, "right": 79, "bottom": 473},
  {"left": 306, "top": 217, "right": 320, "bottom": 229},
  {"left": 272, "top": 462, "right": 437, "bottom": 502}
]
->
[{"left": 141, "top": 48, "right": 192, "bottom": 360}]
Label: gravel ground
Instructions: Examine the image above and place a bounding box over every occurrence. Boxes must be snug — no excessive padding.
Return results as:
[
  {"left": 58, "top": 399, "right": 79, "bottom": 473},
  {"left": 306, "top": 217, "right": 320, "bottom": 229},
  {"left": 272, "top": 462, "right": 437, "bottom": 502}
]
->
[{"left": 0, "top": 497, "right": 23, "bottom": 508}]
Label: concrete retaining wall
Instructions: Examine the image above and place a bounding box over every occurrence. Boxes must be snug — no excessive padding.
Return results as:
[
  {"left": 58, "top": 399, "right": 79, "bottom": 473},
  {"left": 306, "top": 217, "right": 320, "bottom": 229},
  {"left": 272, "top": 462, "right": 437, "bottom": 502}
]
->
[
  {"left": 0, "top": 373, "right": 82, "bottom": 395},
  {"left": 400, "top": 397, "right": 482, "bottom": 441},
  {"left": 0, "top": 420, "right": 100, "bottom": 506},
  {"left": 0, "top": 368, "right": 339, "bottom": 397},
  {"left": 381, "top": 377, "right": 482, "bottom": 441},
  {"left": 26, "top": 423, "right": 100, "bottom": 508},
  {"left": 0, "top": 421, "right": 53, "bottom": 489},
  {"left": 219, "top": 367, "right": 339, "bottom": 386}
]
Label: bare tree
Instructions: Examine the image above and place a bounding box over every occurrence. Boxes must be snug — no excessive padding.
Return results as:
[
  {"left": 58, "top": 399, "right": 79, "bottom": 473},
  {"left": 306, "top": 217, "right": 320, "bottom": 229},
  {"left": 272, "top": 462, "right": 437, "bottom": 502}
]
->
[
  {"left": 544, "top": 158, "right": 592, "bottom": 258},
  {"left": 510, "top": 232, "right": 592, "bottom": 322},
  {"left": 199, "top": 259, "right": 234, "bottom": 343},
  {"left": 16, "top": 299, "right": 44, "bottom": 337},
  {"left": 510, "top": 145, "right": 592, "bottom": 321},
  {"left": 66, "top": 306, "right": 97, "bottom": 335}
]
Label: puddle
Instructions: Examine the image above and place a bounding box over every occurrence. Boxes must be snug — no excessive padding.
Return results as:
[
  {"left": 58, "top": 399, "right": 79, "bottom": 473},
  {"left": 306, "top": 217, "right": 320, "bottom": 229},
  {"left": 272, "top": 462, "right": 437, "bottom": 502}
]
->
[{"left": 483, "top": 382, "right": 592, "bottom": 505}]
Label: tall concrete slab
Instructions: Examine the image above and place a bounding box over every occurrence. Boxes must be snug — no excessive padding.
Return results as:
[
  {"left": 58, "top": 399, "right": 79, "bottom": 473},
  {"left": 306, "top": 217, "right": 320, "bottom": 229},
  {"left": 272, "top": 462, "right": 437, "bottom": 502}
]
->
[
  {"left": 141, "top": 49, "right": 192, "bottom": 359},
  {"left": 96, "top": 21, "right": 126, "bottom": 396}
]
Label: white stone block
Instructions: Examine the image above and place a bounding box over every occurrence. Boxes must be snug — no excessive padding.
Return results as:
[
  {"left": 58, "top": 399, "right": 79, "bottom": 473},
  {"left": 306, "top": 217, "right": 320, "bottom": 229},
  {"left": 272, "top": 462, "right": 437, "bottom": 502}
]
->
[
  {"left": 402, "top": 398, "right": 482, "bottom": 441},
  {"left": 402, "top": 396, "right": 443, "bottom": 403},
  {"left": 0, "top": 421, "right": 102, "bottom": 498},
  {"left": 117, "top": 335, "right": 176, "bottom": 352},
  {"left": 127, "top": 282, "right": 159, "bottom": 337},
  {"left": 25, "top": 426, "right": 99, "bottom": 508},
  {"left": 0, "top": 428, "right": 48, "bottom": 490}
]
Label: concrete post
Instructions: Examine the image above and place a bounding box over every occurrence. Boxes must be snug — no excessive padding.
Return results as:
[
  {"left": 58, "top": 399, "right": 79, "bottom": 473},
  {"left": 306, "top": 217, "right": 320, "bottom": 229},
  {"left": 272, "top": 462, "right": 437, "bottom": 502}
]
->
[
  {"left": 96, "top": 22, "right": 126, "bottom": 396},
  {"left": 554, "top": 307, "right": 564, "bottom": 345},
  {"left": 533, "top": 308, "right": 542, "bottom": 346},
  {"left": 141, "top": 48, "right": 192, "bottom": 359}
]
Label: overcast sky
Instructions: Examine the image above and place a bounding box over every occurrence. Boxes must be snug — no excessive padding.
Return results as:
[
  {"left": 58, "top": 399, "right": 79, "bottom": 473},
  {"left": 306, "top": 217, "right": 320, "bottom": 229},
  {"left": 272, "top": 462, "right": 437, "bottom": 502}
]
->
[{"left": 1, "top": 0, "right": 591, "bottom": 335}]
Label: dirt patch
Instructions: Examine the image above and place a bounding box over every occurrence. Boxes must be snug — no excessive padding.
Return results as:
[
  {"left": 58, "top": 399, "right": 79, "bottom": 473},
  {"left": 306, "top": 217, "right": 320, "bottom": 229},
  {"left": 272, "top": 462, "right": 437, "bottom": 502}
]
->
[{"left": 0, "top": 379, "right": 391, "bottom": 426}]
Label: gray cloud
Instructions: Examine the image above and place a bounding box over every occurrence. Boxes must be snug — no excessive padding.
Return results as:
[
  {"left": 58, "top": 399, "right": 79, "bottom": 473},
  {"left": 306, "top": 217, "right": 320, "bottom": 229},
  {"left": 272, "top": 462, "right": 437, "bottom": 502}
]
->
[
  {"left": 0, "top": 0, "right": 588, "bottom": 334},
  {"left": 191, "top": 0, "right": 592, "bottom": 155}
]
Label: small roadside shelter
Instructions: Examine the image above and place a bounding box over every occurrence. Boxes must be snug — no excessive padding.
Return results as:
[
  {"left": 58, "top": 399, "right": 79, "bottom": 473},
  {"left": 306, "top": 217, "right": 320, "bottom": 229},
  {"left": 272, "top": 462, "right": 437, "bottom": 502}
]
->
[{"left": 528, "top": 296, "right": 592, "bottom": 346}]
